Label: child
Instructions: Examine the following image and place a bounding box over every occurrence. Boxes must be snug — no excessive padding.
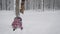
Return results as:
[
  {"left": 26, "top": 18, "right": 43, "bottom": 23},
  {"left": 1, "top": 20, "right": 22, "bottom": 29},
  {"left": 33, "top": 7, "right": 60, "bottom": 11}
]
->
[{"left": 12, "top": 17, "right": 23, "bottom": 31}]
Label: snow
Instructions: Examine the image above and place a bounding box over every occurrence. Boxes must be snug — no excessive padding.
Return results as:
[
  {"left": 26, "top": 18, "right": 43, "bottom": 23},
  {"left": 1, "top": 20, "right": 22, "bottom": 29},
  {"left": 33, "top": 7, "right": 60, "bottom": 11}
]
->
[{"left": 0, "top": 10, "right": 60, "bottom": 34}]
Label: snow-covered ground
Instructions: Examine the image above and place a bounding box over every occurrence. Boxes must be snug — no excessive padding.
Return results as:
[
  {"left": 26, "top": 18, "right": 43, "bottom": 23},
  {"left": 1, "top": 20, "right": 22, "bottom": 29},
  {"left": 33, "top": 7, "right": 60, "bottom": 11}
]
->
[{"left": 0, "top": 10, "right": 60, "bottom": 34}]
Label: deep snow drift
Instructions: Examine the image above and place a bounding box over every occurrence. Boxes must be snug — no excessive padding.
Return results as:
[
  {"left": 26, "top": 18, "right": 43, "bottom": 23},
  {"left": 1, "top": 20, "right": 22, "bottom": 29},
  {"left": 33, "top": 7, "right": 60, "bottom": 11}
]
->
[{"left": 0, "top": 10, "right": 60, "bottom": 34}]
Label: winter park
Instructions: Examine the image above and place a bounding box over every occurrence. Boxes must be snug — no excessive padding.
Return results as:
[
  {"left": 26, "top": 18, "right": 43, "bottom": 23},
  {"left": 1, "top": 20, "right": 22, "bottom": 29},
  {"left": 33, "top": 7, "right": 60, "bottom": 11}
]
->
[{"left": 0, "top": 0, "right": 60, "bottom": 34}]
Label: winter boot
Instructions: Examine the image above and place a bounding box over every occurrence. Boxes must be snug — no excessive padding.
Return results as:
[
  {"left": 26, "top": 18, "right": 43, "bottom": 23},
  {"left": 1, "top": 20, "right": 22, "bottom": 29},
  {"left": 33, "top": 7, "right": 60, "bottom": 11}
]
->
[{"left": 13, "top": 29, "right": 16, "bottom": 31}]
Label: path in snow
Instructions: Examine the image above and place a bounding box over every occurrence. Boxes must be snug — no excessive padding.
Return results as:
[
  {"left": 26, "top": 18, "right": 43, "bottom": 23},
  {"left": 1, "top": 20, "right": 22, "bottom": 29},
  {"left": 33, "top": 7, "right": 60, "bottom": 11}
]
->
[{"left": 0, "top": 10, "right": 60, "bottom": 34}]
